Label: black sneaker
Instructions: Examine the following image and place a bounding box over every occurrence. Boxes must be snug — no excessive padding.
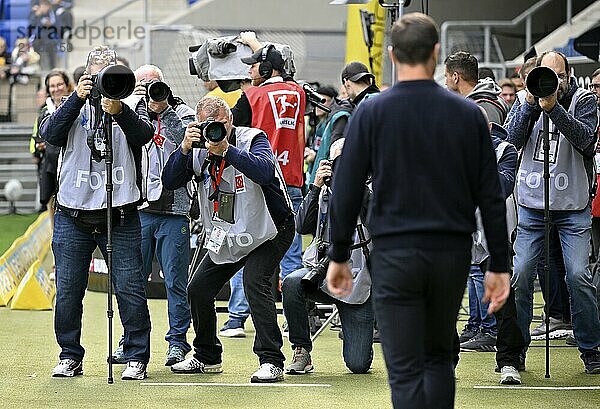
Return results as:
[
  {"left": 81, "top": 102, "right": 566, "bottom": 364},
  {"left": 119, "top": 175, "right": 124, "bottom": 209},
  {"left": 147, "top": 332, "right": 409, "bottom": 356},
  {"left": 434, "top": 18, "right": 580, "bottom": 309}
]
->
[
  {"left": 458, "top": 326, "right": 479, "bottom": 343},
  {"left": 460, "top": 331, "right": 497, "bottom": 352},
  {"left": 165, "top": 345, "right": 187, "bottom": 367},
  {"left": 581, "top": 350, "right": 600, "bottom": 374},
  {"left": 565, "top": 334, "right": 577, "bottom": 346}
]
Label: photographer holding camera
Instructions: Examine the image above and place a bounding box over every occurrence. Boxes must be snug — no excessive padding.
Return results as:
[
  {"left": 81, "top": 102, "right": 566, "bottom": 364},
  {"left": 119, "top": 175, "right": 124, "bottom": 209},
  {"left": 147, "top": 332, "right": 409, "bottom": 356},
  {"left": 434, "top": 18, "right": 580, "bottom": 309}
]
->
[
  {"left": 162, "top": 96, "right": 294, "bottom": 383},
  {"left": 282, "top": 139, "right": 374, "bottom": 375},
  {"left": 110, "top": 64, "right": 195, "bottom": 367},
  {"left": 40, "top": 46, "right": 153, "bottom": 380}
]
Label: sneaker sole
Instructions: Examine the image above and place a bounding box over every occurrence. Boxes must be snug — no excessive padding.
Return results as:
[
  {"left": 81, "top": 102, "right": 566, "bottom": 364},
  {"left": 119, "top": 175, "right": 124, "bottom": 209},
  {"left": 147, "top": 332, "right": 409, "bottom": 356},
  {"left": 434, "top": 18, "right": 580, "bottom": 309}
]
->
[
  {"left": 531, "top": 329, "right": 573, "bottom": 341},
  {"left": 250, "top": 374, "right": 284, "bottom": 383},
  {"left": 285, "top": 366, "right": 314, "bottom": 375},
  {"left": 500, "top": 376, "right": 522, "bottom": 385},
  {"left": 219, "top": 329, "right": 246, "bottom": 338},
  {"left": 165, "top": 358, "right": 185, "bottom": 367},
  {"left": 52, "top": 370, "right": 83, "bottom": 378},
  {"left": 122, "top": 372, "right": 147, "bottom": 380},
  {"left": 460, "top": 345, "right": 497, "bottom": 352},
  {"left": 171, "top": 365, "right": 223, "bottom": 374},
  {"left": 585, "top": 367, "right": 600, "bottom": 374}
]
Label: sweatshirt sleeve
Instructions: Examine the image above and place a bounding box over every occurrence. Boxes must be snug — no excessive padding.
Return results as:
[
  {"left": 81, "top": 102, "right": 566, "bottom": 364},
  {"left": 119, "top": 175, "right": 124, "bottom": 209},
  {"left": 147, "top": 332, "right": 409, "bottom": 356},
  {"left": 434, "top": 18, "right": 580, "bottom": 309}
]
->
[
  {"left": 224, "top": 133, "right": 275, "bottom": 186},
  {"left": 295, "top": 184, "right": 321, "bottom": 235},
  {"left": 476, "top": 115, "right": 509, "bottom": 272},
  {"left": 40, "top": 92, "right": 85, "bottom": 147},
  {"left": 162, "top": 147, "right": 195, "bottom": 190},
  {"left": 113, "top": 98, "right": 154, "bottom": 147},
  {"left": 327, "top": 104, "right": 371, "bottom": 262},
  {"left": 546, "top": 92, "right": 598, "bottom": 158},
  {"left": 497, "top": 143, "right": 518, "bottom": 199},
  {"left": 504, "top": 96, "right": 540, "bottom": 150}
]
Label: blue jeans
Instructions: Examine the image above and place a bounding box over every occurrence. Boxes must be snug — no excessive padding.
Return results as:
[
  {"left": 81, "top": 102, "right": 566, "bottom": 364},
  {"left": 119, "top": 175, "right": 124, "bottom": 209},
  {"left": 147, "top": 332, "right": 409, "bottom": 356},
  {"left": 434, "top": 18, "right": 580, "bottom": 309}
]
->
[
  {"left": 282, "top": 268, "right": 374, "bottom": 373},
  {"left": 466, "top": 264, "right": 497, "bottom": 335},
  {"left": 140, "top": 212, "right": 191, "bottom": 353},
  {"left": 226, "top": 268, "right": 250, "bottom": 327},
  {"left": 52, "top": 208, "right": 151, "bottom": 363},
  {"left": 280, "top": 186, "right": 304, "bottom": 280},
  {"left": 513, "top": 205, "right": 600, "bottom": 353}
]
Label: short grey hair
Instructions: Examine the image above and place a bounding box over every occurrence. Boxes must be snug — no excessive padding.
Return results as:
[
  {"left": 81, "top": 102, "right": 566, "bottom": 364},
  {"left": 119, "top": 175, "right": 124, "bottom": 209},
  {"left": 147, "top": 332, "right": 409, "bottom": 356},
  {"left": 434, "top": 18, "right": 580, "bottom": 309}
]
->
[
  {"left": 86, "top": 45, "right": 114, "bottom": 71},
  {"left": 196, "top": 96, "right": 231, "bottom": 120},
  {"left": 134, "top": 64, "right": 164, "bottom": 81}
]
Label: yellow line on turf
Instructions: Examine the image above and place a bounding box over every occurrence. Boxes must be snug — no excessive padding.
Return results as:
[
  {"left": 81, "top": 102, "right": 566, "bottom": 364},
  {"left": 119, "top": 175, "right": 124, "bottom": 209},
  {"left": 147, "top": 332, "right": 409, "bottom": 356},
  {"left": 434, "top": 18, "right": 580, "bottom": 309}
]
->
[
  {"left": 141, "top": 382, "right": 331, "bottom": 387},
  {"left": 475, "top": 386, "right": 600, "bottom": 390}
]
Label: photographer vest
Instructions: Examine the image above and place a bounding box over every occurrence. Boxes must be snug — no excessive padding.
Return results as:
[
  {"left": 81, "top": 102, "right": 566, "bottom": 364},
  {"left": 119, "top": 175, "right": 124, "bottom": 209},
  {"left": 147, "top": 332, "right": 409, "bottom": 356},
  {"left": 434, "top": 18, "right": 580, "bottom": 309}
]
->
[
  {"left": 141, "top": 104, "right": 195, "bottom": 215},
  {"left": 303, "top": 186, "right": 371, "bottom": 305},
  {"left": 192, "top": 126, "right": 280, "bottom": 264},
  {"left": 518, "top": 87, "right": 592, "bottom": 210},
  {"left": 56, "top": 96, "right": 143, "bottom": 210},
  {"left": 245, "top": 80, "right": 306, "bottom": 188}
]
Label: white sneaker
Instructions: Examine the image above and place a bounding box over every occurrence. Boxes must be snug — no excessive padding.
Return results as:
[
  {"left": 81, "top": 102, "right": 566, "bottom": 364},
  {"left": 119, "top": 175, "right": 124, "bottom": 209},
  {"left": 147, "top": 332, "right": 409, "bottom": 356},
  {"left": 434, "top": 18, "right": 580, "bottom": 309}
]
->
[
  {"left": 121, "top": 361, "right": 147, "bottom": 380},
  {"left": 52, "top": 359, "right": 83, "bottom": 377},
  {"left": 250, "top": 363, "right": 284, "bottom": 383},
  {"left": 499, "top": 366, "right": 521, "bottom": 385},
  {"left": 219, "top": 327, "right": 246, "bottom": 338},
  {"left": 171, "top": 357, "right": 223, "bottom": 374}
]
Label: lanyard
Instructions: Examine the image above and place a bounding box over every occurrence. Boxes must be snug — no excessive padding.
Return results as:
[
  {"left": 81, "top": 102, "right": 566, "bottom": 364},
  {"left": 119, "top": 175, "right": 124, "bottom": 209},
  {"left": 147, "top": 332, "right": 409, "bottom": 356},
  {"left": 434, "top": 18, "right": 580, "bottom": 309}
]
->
[{"left": 209, "top": 157, "right": 226, "bottom": 213}]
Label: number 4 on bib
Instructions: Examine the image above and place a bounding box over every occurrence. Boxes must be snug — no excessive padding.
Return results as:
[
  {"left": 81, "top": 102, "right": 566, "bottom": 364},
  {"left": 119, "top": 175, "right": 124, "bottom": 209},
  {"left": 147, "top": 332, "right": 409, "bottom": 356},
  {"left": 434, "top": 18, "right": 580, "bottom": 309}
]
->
[{"left": 275, "top": 150, "right": 290, "bottom": 166}]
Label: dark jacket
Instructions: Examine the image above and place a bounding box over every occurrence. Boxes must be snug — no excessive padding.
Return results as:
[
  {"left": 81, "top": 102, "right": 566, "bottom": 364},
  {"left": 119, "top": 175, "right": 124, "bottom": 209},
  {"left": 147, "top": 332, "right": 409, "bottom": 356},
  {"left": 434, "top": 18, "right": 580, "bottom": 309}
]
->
[{"left": 467, "top": 78, "right": 509, "bottom": 125}]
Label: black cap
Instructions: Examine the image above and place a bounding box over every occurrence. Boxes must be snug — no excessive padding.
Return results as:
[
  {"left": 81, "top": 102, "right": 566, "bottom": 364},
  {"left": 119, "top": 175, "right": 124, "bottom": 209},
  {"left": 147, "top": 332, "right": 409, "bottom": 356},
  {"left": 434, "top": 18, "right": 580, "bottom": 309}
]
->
[
  {"left": 341, "top": 61, "right": 374, "bottom": 83},
  {"left": 241, "top": 45, "right": 285, "bottom": 72},
  {"left": 316, "top": 85, "right": 338, "bottom": 99}
]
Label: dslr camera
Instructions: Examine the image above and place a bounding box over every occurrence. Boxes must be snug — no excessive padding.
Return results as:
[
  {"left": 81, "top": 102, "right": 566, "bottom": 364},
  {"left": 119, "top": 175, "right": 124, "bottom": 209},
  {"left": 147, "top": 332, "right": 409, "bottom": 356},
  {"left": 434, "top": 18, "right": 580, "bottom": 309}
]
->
[
  {"left": 89, "top": 64, "right": 136, "bottom": 101},
  {"left": 191, "top": 117, "right": 227, "bottom": 148},
  {"left": 144, "top": 79, "right": 171, "bottom": 102},
  {"left": 301, "top": 243, "right": 330, "bottom": 292}
]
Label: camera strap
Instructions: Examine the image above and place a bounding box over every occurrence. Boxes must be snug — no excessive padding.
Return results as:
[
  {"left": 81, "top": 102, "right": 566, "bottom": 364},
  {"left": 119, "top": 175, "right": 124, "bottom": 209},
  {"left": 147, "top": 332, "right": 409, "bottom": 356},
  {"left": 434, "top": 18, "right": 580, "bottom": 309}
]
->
[{"left": 208, "top": 157, "right": 226, "bottom": 214}]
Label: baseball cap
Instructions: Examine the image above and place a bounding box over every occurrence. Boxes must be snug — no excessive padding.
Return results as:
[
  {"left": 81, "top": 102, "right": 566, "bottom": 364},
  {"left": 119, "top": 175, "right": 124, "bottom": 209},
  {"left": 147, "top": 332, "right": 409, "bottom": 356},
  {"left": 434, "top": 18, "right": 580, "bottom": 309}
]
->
[
  {"left": 241, "top": 45, "right": 285, "bottom": 72},
  {"left": 341, "top": 61, "right": 374, "bottom": 83}
]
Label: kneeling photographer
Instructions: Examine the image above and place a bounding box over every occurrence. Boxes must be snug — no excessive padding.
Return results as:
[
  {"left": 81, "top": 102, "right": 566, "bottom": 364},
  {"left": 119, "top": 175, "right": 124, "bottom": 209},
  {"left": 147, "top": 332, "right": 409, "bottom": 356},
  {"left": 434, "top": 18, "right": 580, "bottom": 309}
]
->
[
  {"left": 40, "top": 46, "right": 153, "bottom": 380},
  {"left": 282, "top": 139, "right": 374, "bottom": 375},
  {"left": 162, "top": 96, "right": 294, "bottom": 383}
]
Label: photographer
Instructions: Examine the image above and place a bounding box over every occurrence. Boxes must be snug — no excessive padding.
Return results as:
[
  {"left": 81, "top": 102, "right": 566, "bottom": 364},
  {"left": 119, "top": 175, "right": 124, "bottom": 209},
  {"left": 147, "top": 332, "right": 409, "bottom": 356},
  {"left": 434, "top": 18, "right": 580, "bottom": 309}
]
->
[
  {"left": 110, "top": 64, "right": 195, "bottom": 367},
  {"left": 40, "top": 46, "right": 153, "bottom": 380},
  {"left": 162, "top": 96, "right": 294, "bottom": 383},
  {"left": 506, "top": 51, "right": 600, "bottom": 374},
  {"left": 282, "top": 139, "right": 374, "bottom": 375}
]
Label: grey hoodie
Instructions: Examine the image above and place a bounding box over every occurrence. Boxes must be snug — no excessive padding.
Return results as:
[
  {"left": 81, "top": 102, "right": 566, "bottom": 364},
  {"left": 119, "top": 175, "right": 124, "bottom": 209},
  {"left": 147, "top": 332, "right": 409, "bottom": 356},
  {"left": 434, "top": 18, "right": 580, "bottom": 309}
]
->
[{"left": 467, "top": 78, "right": 509, "bottom": 125}]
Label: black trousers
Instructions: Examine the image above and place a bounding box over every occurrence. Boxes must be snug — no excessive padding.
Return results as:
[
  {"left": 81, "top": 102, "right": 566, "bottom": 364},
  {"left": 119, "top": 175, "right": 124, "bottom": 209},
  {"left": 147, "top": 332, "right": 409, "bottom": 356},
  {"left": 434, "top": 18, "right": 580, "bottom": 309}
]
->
[
  {"left": 187, "top": 216, "right": 294, "bottom": 368},
  {"left": 495, "top": 283, "right": 526, "bottom": 369},
  {"left": 371, "top": 242, "right": 470, "bottom": 409}
]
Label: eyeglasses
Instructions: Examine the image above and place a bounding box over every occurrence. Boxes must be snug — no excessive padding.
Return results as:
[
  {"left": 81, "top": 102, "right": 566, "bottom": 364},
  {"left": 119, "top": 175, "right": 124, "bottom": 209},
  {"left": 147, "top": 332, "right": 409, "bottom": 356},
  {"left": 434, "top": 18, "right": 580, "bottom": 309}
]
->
[{"left": 589, "top": 83, "right": 600, "bottom": 90}]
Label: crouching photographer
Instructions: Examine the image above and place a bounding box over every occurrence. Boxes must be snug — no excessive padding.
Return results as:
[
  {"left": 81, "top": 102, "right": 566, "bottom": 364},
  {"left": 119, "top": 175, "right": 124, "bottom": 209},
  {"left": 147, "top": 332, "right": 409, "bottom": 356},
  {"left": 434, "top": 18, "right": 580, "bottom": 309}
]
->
[
  {"left": 282, "top": 139, "right": 374, "bottom": 375},
  {"left": 40, "top": 46, "right": 153, "bottom": 380},
  {"left": 161, "top": 96, "right": 294, "bottom": 383}
]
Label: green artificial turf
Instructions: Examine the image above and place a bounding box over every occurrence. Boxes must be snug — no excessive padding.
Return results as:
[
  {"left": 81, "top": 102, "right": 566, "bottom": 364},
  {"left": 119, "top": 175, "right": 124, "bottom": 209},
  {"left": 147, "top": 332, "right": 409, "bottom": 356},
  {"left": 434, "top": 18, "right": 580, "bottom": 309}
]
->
[
  {"left": 1, "top": 292, "right": 600, "bottom": 408},
  {"left": 0, "top": 214, "right": 39, "bottom": 255}
]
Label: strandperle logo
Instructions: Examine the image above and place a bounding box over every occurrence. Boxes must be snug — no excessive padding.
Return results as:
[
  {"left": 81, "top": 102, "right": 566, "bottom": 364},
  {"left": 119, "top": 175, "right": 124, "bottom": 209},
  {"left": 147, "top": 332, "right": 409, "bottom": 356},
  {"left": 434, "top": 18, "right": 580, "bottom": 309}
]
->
[{"left": 16, "top": 20, "right": 146, "bottom": 47}]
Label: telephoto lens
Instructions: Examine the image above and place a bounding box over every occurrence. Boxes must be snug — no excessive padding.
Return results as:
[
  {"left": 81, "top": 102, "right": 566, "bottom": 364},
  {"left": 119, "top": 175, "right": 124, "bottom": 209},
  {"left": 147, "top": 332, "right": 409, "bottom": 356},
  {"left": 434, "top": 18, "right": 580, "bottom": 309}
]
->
[{"left": 147, "top": 80, "right": 171, "bottom": 102}]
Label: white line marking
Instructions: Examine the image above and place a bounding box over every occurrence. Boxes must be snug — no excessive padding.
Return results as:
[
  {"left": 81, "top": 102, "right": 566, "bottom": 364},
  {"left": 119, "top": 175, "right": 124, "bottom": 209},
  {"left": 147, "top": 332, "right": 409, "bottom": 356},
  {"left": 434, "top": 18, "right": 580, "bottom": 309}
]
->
[
  {"left": 475, "top": 385, "right": 600, "bottom": 390},
  {"left": 141, "top": 382, "right": 332, "bottom": 387}
]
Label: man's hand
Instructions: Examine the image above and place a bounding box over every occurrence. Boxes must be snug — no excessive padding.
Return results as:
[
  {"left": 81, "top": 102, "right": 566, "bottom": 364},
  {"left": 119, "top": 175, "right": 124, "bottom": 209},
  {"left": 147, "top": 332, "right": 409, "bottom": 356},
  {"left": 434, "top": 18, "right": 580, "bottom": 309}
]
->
[
  {"left": 524, "top": 88, "right": 536, "bottom": 105},
  {"left": 206, "top": 138, "right": 229, "bottom": 157},
  {"left": 239, "top": 31, "right": 262, "bottom": 52},
  {"left": 101, "top": 97, "right": 122, "bottom": 115},
  {"left": 482, "top": 272, "right": 510, "bottom": 314},
  {"left": 313, "top": 159, "right": 332, "bottom": 188},
  {"left": 181, "top": 122, "right": 202, "bottom": 155},
  {"left": 76, "top": 73, "right": 93, "bottom": 100},
  {"left": 304, "top": 147, "right": 316, "bottom": 164},
  {"left": 326, "top": 261, "right": 353, "bottom": 297},
  {"left": 539, "top": 92, "right": 557, "bottom": 112},
  {"left": 133, "top": 81, "right": 146, "bottom": 96}
]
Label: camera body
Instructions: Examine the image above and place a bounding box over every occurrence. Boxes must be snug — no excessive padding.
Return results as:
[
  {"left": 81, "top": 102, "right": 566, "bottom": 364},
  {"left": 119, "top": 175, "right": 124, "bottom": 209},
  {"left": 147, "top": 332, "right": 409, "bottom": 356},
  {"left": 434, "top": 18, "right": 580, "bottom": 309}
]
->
[
  {"left": 145, "top": 80, "right": 171, "bottom": 102},
  {"left": 191, "top": 117, "right": 227, "bottom": 148},
  {"left": 301, "top": 243, "right": 330, "bottom": 291}
]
